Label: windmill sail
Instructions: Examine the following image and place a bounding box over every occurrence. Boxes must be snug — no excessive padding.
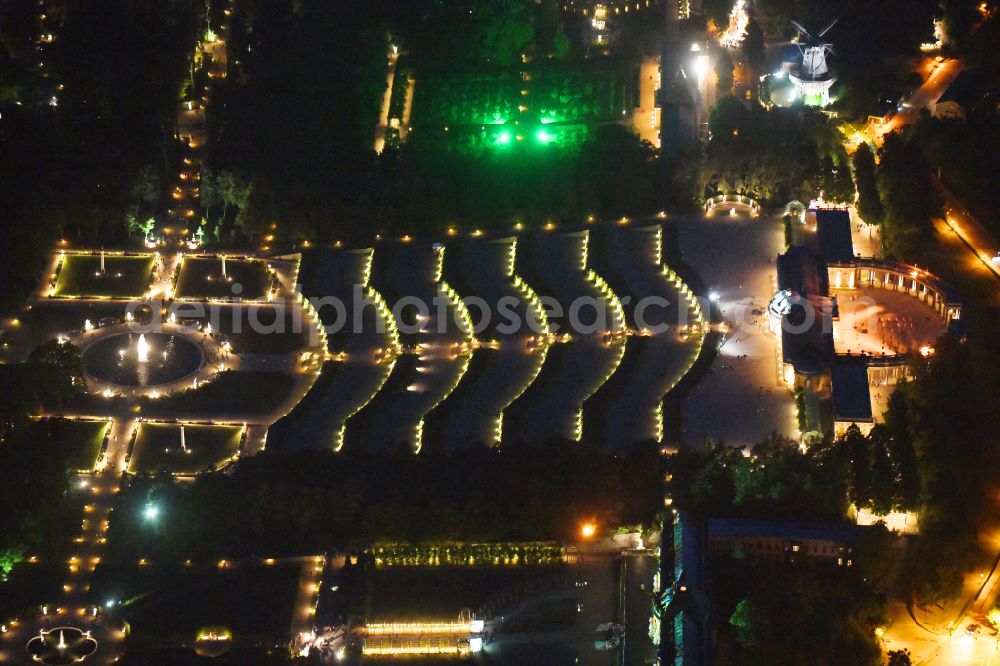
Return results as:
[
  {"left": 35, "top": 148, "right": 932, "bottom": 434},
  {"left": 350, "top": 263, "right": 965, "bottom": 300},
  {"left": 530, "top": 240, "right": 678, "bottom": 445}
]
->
[{"left": 817, "top": 18, "right": 839, "bottom": 37}]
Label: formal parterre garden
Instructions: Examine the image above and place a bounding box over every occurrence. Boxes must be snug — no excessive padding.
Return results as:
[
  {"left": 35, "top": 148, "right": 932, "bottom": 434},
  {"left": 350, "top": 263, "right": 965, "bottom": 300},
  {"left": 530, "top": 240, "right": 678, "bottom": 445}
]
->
[
  {"left": 31, "top": 417, "right": 111, "bottom": 473},
  {"left": 87, "top": 562, "right": 302, "bottom": 646},
  {"left": 51, "top": 254, "right": 156, "bottom": 299},
  {"left": 409, "top": 63, "right": 635, "bottom": 153},
  {"left": 173, "top": 256, "right": 274, "bottom": 301},
  {"left": 128, "top": 422, "right": 244, "bottom": 476}
]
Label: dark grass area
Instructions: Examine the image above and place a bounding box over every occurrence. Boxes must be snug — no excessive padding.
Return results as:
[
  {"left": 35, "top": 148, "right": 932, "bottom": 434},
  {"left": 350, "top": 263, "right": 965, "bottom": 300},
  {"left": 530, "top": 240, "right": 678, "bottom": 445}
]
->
[
  {"left": 343, "top": 354, "right": 416, "bottom": 450},
  {"left": 0, "top": 562, "right": 67, "bottom": 619},
  {"left": 130, "top": 424, "right": 242, "bottom": 475},
  {"left": 53, "top": 255, "right": 155, "bottom": 298},
  {"left": 366, "top": 566, "right": 562, "bottom": 620},
  {"left": 0, "top": 301, "right": 126, "bottom": 362},
  {"left": 175, "top": 304, "right": 307, "bottom": 354},
  {"left": 116, "top": 647, "right": 290, "bottom": 665},
  {"left": 420, "top": 348, "right": 492, "bottom": 452},
  {"left": 175, "top": 257, "right": 270, "bottom": 300},
  {"left": 137, "top": 371, "right": 296, "bottom": 418},
  {"left": 265, "top": 362, "right": 339, "bottom": 450},
  {"left": 33, "top": 418, "right": 108, "bottom": 472},
  {"left": 88, "top": 562, "right": 301, "bottom": 645}
]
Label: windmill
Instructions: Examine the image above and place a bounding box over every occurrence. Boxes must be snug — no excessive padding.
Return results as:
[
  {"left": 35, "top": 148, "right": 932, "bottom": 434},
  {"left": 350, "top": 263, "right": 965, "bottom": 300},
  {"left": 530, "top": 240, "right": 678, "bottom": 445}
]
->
[{"left": 789, "top": 18, "right": 838, "bottom": 107}]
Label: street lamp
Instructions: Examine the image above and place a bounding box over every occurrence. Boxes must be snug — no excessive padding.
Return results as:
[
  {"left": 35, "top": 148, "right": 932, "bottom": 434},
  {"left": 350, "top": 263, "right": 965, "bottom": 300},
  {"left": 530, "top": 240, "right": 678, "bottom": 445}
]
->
[{"left": 143, "top": 504, "right": 159, "bottom": 522}]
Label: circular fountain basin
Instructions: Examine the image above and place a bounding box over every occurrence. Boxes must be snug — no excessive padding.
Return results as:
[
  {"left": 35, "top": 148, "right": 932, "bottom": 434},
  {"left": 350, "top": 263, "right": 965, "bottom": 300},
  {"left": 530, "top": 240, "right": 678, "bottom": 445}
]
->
[
  {"left": 25, "top": 626, "right": 99, "bottom": 665},
  {"left": 83, "top": 332, "right": 204, "bottom": 388}
]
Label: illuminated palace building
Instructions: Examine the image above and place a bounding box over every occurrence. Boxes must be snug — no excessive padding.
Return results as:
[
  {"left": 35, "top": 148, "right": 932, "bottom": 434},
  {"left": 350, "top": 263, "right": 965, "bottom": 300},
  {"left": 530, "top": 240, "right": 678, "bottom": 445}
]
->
[{"left": 769, "top": 209, "right": 962, "bottom": 439}]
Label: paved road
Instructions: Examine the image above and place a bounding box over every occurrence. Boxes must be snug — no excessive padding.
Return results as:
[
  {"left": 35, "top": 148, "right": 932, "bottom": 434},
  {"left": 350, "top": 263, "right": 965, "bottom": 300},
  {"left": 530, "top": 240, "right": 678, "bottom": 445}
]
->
[
  {"left": 621, "top": 553, "right": 657, "bottom": 665},
  {"left": 938, "top": 179, "right": 1000, "bottom": 283},
  {"left": 634, "top": 57, "right": 660, "bottom": 147},
  {"left": 373, "top": 46, "right": 399, "bottom": 154},
  {"left": 868, "top": 58, "right": 963, "bottom": 141}
]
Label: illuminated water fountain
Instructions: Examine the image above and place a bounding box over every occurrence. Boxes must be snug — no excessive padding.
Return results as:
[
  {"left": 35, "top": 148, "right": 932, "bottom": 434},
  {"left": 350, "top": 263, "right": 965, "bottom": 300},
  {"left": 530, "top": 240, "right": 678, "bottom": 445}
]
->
[
  {"left": 83, "top": 332, "right": 204, "bottom": 388},
  {"left": 25, "top": 626, "right": 99, "bottom": 665},
  {"left": 136, "top": 333, "right": 149, "bottom": 363}
]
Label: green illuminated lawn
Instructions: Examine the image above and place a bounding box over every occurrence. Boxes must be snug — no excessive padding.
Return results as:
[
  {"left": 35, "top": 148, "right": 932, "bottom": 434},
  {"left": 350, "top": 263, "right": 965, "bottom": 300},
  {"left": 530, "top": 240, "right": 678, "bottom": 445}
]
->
[
  {"left": 174, "top": 257, "right": 271, "bottom": 301},
  {"left": 413, "top": 66, "right": 631, "bottom": 127},
  {"left": 53, "top": 255, "right": 155, "bottom": 298},
  {"left": 407, "top": 63, "right": 631, "bottom": 154},
  {"left": 129, "top": 423, "right": 243, "bottom": 475},
  {"left": 33, "top": 418, "right": 109, "bottom": 472}
]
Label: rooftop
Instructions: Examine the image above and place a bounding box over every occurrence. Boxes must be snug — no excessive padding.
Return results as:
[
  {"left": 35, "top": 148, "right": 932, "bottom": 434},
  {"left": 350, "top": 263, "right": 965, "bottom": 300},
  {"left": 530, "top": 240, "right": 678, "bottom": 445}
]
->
[
  {"left": 708, "top": 518, "right": 864, "bottom": 543},
  {"left": 831, "top": 360, "right": 873, "bottom": 422},
  {"left": 815, "top": 209, "right": 854, "bottom": 263}
]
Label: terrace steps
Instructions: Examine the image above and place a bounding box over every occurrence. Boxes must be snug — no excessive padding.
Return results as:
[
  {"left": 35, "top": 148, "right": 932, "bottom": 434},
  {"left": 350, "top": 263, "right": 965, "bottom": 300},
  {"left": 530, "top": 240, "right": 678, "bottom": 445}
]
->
[
  {"left": 587, "top": 225, "right": 706, "bottom": 447},
  {"left": 268, "top": 249, "right": 396, "bottom": 451},
  {"left": 351, "top": 244, "right": 473, "bottom": 453},
  {"left": 504, "top": 231, "right": 626, "bottom": 443},
  {"left": 429, "top": 238, "right": 550, "bottom": 450}
]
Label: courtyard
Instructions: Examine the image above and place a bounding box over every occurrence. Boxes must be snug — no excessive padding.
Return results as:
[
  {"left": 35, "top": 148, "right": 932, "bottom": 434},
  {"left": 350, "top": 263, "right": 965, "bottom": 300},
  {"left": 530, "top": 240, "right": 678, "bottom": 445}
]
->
[
  {"left": 673, "top": 213, "right": 798, "bottom": 448},
  {"left": 831, "top": 287, "right": 947, "bottom": 356}
]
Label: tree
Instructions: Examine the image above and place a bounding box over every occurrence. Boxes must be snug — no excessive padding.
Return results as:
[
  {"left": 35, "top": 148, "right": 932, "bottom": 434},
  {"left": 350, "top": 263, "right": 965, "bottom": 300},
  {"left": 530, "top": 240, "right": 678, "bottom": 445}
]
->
[
  {"left": 852, "top": 142, "right": 884, "bottom": 225},
  {"left": 714, "top": 49, "right": 735, "bottom": 96},
  {"left": 28, "top": 339, "right": 84, "bottom": 387},
  {"left": 887, "top": 649, "right": 912, "bottom": 666},
  {"left": 888, "top": 338, "right": 995, "bottom": 605},
  {"left": 941, "top": 0, "right": 980, "bottom": 45},
  {"left": 0, "top": 547, "right": 24, "bottom": 581},
  {"left": 867, "top": 426, "right": 895, "bottom": 515},
  {"left": 203, "top": 169, "right": 252, "bottom": 229},
  {"left": 877, "top": 132, "right": 941, "bottom": 258},
  {"left": 729, "top": 599, "right": 764, "bottom": 649},
  {"left": 844, "top": 425, "right": 873, "bottom": 507},
  {"left": 742, "top": 17, "right": 766, "bottom": 71},
  {"left": 469, "top": 0, "right": 535, "bottom": 66},
  {"left": 535, "top": 0, "right": 569, "bottom": 59},
  {"left": 883, "top": 391, "right": 920, "bottom": 510},
  {"left": 128, "top": 164, "right": 161, "bottom": 222}
]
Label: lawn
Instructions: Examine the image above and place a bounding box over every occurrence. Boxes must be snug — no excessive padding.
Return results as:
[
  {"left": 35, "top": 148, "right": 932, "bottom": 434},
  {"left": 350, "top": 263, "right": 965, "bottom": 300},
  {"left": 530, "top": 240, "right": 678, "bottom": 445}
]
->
[
  {"left": 88, "top": 562, "right": 302, "bottom": 646},
  {"left": 138, "top": 371, "right": 297, "bottom": 418},
  {"left": 174, "top": 257, "right": 271, "bottom": 301},
  {"left": 33, "top": 417, "right": 109, "bottom": 472},
  {"left": 129, "top": 423, "right": 243, "bottom": 475},
  {"left": 52, "top": 254, "right": 155, "bottom": 298},
  {"left": 178, "top": 304, "right": 307, "bottom": 354},
  {"left": 0, "top": 562, "right": 67, "bottom": 619}
]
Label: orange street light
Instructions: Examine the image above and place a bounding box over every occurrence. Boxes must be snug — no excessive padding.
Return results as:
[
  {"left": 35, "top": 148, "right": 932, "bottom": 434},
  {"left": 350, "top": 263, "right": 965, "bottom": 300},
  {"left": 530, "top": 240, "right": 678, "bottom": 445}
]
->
[{"left": 580, "top": 521, "right": 597, "bottom": 539}]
